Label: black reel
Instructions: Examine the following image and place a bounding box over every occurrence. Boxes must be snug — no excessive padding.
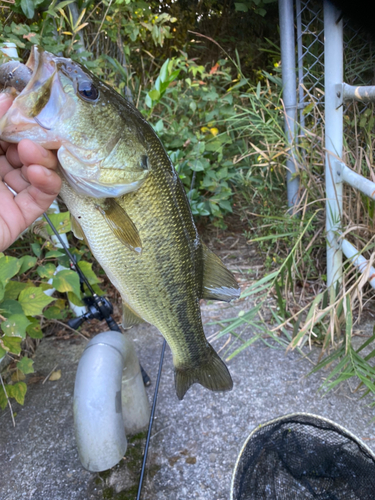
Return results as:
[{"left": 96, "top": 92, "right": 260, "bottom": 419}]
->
[
  {"left": 67, "top": 295, "right": 116, "bottom": 331},
  {"left": 67, "top": 293, "right": 151, "bottom": 387}
]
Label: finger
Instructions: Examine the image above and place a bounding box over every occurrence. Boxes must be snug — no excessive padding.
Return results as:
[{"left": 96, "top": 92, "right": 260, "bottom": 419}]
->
[
  {"left": 0, "top": 93, "right": 13, "bottom": 118},
  {"left": 18, "top": 139, "right": 58, "bottom": 170},
  {"left": 0, "top": 140, "right": 10, "bottom": 155},
  {"left": 3, "top": 167, "right": 30, "bottom": 193},
  {"left": 26, "top": 164, "right": 62, "bottom": 197},
  {"left": 13, "top": 171, "right": 62, "bottom": 228},
  {"left": 0, "top": 178, "right": 26, "bottom": 246},
  {"left": 6, "top": 144, "right": 22, "bottom": 167},
  {"left": 0, "top": 153, "right": 13, "bottom": 177}
]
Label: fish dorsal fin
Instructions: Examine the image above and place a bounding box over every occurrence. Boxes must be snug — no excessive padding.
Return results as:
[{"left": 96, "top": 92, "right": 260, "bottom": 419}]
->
[
  {"left": 71, "top": 215, "right": 85, "bottom": 240},
  {"left": 122, "top": 301, "right": 145, "bottom": 329},
  {"left": 201, "top": 244, "right": 240, "bottom": 302},
  {"left": 96, "top": 199, "right": 142, "bottom": 254}
]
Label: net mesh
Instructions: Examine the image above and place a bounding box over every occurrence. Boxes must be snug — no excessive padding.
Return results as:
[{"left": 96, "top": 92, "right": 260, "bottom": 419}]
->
[{"left": 231, "top": 413, "right": 375, "bottom": 500}]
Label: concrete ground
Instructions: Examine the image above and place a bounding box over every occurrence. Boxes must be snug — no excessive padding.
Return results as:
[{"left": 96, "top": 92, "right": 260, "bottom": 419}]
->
[{"left": 1, "top": 299, "right": 375, "bottom": 500}]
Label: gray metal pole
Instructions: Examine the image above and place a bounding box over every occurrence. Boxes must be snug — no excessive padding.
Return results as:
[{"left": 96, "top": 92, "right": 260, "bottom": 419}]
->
[
  {"left": 279, "top": 0, "right": 299, "bottom": 209},
  {"left": 296, "top": 0, "right": 306, "bottom": 132},
  {"left": 324, "top": 0, "right": 343, "bottom": 288}
]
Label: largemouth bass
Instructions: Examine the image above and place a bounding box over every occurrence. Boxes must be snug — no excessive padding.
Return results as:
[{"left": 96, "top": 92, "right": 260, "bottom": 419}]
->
[{"left": 0, "top": 46, "right": 240, "bottom": 400}]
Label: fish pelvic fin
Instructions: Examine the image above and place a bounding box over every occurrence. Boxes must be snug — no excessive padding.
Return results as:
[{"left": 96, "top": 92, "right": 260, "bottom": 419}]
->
[
  {"left": 174, "top": 344, "right": 233, "bottom": 400},
  {"left": 201, "top": 244, "right": 240, "bottom": 302}
]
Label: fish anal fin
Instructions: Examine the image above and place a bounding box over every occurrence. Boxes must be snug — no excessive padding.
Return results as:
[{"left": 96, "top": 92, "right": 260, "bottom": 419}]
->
[
  {"left": 201, "top": 244, "right": 240, "bottom": 302},
  {"left": 122, "top": 301, "right": 145, "bottom": 329},
  {"left": 96, "top": 199, "right": 142, "bottom": 254},
  {"left": 174, "top": 344, "right": 233, "bottom": 400}
]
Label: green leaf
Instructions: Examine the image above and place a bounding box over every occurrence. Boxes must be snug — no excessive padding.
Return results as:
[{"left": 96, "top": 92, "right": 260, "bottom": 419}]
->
[
  {"left": 2, "top": 336, "right": 22, "bottom": 355},
  {"left": 302, "top": 102, "right": 314, "bottom": 116},
  {"left": 20, "top": 0, "right": 35, "bottom": 18},
  {"left": 190, "top": 160, "right": 205, "bottom": 172},
  {"left": 39, "top": 283, "right": 54, "bottom": 292},
  {"left": 0, "top": 281, "right": 4, "bottom": 302},
  {"left": 159, "top": 58, "right": 170, "bottom": 83},
  {"left": 19, "top": 255, "right": 37, "bottom": 274},
  {"left": 57, "top": 253, "right": 71, "bottom": 268},
  {"left": 235, "top": 2, "right": 249, "bottom": 12},
  {"left": 77, "top": 261, "right": 101, "bottom": 285},
  {"left": 148, "top": 89, "right": 160, "bottom": 101},
  {"left": 7, "top": 381, "right": 27, "bottom": 405},
  {"left": 0, "top": 255, "right": 21, "bottom": 282},
  {"left": 44, "top": 306, "right": 64, "bottom": 320},
  {"left": 0, "top": 385, "right": 7, "bottom": 410},
  {"left": 18, "top": 287, "right": 55, "bottom": 316},
  {"left": 44, "top": 212, "right": 71, "bottom": 235},
  {"left": 0, "top": 345, "right": 6, "bottom": 359},
  {"left": 17, "top": 357, "right": 34, "bottom": 375},
  {"left": 31, "top": 243, "right": 42, "bottom": 258},
  {"left": 26, "top": 318, "right": 43, "bottom": 339},
  {"left": 37, "top": 264, "right": 57, "bottom": 279},
  {"left": 67, "top": 291, "right": 84, "bottom": 307},
  {"left": 4, "top": 281, "right": 31, "bottom": 301},
  {"left": 45, "top": 250, "right": 65, "bottom": 259},
  {"left": 205, "top": 140, "right": 223, "bottom": 152},
  {"left": 53, "top": 270, "right": 81, "bottom": 298},
  {"left": 1, "top": 314, "right": 31, "bottom": 338},
  {"left": 0, "top": 299, "right": 24, "bottom": 316}
]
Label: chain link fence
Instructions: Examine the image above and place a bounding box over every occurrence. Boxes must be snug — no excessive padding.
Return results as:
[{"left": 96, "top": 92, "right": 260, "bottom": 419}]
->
[{"left": 296, "top": 0, "right": 374, "bottom": 127}]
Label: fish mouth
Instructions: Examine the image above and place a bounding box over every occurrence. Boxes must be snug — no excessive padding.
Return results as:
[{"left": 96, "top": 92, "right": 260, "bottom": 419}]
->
[
  {"left": 23, "top": 46, "right": 57, "bottom": 94},
  {"left": 0, "top": 46, "right": 72, "bottom": 147}
]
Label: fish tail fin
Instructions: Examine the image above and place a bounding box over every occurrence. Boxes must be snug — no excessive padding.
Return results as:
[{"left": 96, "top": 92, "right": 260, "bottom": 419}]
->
[{"left": 174, "top": 344, "right": 233, "bottom": 400}]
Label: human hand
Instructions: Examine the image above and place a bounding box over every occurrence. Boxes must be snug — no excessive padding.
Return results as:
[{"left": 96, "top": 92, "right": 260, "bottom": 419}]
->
[{"left": 0, "top": 94, "right": 62, "bottom": 252}]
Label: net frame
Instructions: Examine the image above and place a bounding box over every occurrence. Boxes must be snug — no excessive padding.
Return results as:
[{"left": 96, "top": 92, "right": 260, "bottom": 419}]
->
[{"left": 230, "top": 412, "right": 375, "bottom": 500}]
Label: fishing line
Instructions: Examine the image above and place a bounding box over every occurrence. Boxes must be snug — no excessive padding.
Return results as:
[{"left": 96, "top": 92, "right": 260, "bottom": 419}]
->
[
  {"left": 5, "top": 173, "right": 170, "bottom": 492},
  {"left": 136, "top": 338, "right": 166, "bottom": 500}
]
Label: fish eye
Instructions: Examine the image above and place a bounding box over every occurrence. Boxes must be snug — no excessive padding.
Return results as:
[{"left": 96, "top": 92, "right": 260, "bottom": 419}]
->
[{"left": 78, "top": 81, "right": 99, "bottom": 102}]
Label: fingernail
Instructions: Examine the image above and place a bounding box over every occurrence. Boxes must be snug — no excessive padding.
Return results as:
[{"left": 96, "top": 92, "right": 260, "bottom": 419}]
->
[
  {"left": 0, "top": 93, "right": 11, "bottom": 102},
  {"left": 44, "top": 167, "right": 52, "bottom": 176}
]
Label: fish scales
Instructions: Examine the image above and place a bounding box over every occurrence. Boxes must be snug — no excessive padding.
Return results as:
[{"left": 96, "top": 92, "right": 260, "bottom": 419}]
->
[
  {"left": 62, "top": 127, "right": 205, "bottom": 367},
  {"left": 0, "top": 46, "right": 240, "bottom": 399}
]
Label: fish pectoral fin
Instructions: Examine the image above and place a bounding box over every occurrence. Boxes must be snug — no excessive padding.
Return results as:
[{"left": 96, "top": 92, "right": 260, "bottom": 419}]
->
[
  {"left": 96, "top": 198, "right": 142, "bottom": 254},
  {"left": 201, "top": 244, "right": 240, "bottom": 302},
  {"left": 71, "top": 215, "right": 85, "bottom": 240},
  {"left": 174, "top": 344, "right": 233, "bottom": 400},
  {"left": 122, "top": 301, "right": 145, "bottom": 329}
]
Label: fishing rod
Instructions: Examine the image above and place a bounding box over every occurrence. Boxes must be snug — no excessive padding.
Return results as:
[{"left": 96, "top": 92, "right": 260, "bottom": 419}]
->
[
  {"left": 136, "top": 338, "right": 166, "bottom": 500},
  {"left": 45, "top": 199, "right": 165, "bottom": 497},
  {"left": 43, "top": 210, "right": 151, "bottom": 386},
  {"left": 4, "top": 182, "right": 151, "bottom": 385},
  {"left": 5, "top": 183, "right": 166, "bottom": 497}
]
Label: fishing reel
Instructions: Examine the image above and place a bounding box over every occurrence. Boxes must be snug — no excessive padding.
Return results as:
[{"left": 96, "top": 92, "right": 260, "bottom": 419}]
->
[{"left": 67, "top": 294, "right": 117, "bottom": 331}]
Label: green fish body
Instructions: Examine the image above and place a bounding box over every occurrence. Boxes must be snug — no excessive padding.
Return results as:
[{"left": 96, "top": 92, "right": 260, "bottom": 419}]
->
[{"left": 0, "top": 47, "right": 240, "bottom": 399}]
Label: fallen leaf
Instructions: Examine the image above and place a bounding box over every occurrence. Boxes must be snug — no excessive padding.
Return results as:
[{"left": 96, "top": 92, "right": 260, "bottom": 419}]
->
[
  {"left": 168, "top": 456, "right": 181, "bottom": 467},
  {"left": 49, "top": 370, "right": 61, "bottom": 381},
  {"left": 11, "top": 369, "right": 26, "bottom": 382},
  {"left": 185, "top": 457, "right": 197, "bottom": 464},
  {"left": 27, "top": 375, "right": 44, "bottom": 385}
]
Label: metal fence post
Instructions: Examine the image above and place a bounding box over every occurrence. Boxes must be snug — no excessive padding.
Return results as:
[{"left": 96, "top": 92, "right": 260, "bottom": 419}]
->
[
  {"left": 324, "top": 0, "right": 343, "bottom": 288},
  {"left": 279, "top": 0, "right": 299, "bottom": 210}
]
